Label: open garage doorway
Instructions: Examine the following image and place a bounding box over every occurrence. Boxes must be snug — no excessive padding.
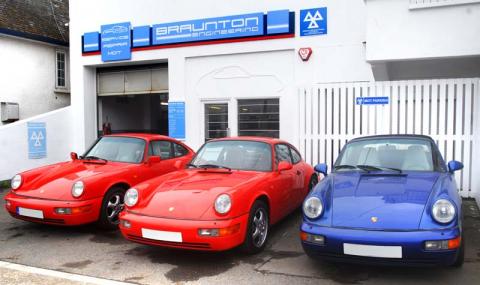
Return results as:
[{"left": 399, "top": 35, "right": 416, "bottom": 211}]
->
[{"left": 96, "top": 64, "right": 169, "bottom": 136}]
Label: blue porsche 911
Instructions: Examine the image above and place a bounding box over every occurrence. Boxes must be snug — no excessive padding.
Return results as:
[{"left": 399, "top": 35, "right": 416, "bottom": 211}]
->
[{"left": 300, "top": 135, "right": 464, "bottom": 266}]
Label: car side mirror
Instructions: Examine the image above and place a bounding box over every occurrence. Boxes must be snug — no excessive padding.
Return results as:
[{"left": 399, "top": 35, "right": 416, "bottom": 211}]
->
[
  {"left": 314, "top": 163, "right": 328, "bottom": 176},
  {"left": 447, "top": 160, "right": 463, "bottom": 173},
  {"left": 148, "top": 156, "right": 161, "bottom": 165},
  {"left": 278, "top": 161, "right": 293, "bottom": 172},
  {"left": 70, "top": 152, "right": 78, "bottom": 160}
]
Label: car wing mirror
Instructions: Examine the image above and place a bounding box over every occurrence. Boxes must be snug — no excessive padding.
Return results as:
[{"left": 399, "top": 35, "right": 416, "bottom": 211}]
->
[
  {"left": 148, "top": 156, "right": 161, "bottom": 165},
  {"left": 278, "top": 161, "right": 293, "bottom": 172},
  {"left": 70, "top": 152, "right": 78, "bottom": 161},
  {"left": 314, "top": 163, "right": 328, "bottom": 176},
  {"left": 447, "top": 160, "right": 463, "bottom": 173}
]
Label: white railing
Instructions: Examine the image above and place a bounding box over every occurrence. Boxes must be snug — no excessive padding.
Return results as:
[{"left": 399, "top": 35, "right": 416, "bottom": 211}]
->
[
  {"left": 409, "top": 0, "right": 480, "bottom": 9},
  {"left": 298, "top": 79, "right": 480, "bottom": 198}
]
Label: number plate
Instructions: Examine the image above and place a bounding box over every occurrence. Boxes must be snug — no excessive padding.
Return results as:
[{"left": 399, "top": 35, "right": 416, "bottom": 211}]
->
[
  {"left": 17, "top": 207, "right": 44, "bottom": 219},
  {"left": 344, "top": 243, "right": 402, "bottom": 258},
  {"left": 141, "top": 228, "right": 182, "bottom": 242}
]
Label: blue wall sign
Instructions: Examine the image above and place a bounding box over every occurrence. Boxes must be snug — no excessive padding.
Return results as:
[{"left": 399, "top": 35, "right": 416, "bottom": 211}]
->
[
  {"left": 101, "top": 22, "right": 131, "bottom": 61},
  {"left": 356, "top": 97, "right": 390, "bottom": 105},
  {"left": 133, "top": 26, "right": 151, "bottom": 47},
  {"left": 83, "top": 32, "right": 99, "bottom": 52},
  {"left": 300, "top": 7, "right": 327, "bottom": 36},
  {"left": 168, "top": 102, "right": 186, "bottom": 139},
  {"left": 152, "top": 13, "right": 264, "bottom": 45},
  {"left": 28, "top": 122, "right": 46, "bottom": 159},
  {"left": 267, "top": 10, "right": 290, "bottom": 35}
]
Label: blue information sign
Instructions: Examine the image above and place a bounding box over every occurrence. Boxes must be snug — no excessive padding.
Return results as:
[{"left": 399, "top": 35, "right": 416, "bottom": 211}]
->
[
  {"left": 300, "top": 7, "right": 327, "bottom": 36},
  {"left": 168, "top": 102, "right": 186, "bottom": 139},
  {"left": 133, "top": 26, "right": 151, "bottom": 47},
  {"left": 267, "top": 10, "right": 290, "bottom": 35},
  {"left": 28, "top": 122, "right": 46, "bottom": 159},
  {"left": 83, "top": 32, "right": 99, "bottom": 52},
  {"left": 101, "top": 22, "right": 131, "bottom": 61},
  {"left": 152, "top": 13, "right": 264, "bottom": 45},
  {"left": 356, "top": 97, "right": 390, "bottom": 105}
]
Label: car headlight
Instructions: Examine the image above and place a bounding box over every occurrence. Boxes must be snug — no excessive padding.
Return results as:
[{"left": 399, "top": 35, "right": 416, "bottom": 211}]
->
[
  {"left": 11, "top": 174, "right": 22, "bottom": 190},
  {"left": 303, "top": 197, "right": 323, "bottom": 219},
  {"left": 71, "top": 181, "right": 84, "bottom": 198},
  {"left": 214, "top": 194, "right": 231, "bottom": 214},
  {"left": 432, "top": 199, "right": 456, "bottom": 224},
  {"left": 124, "top": 188, "right": 139, "bottom": 207}
]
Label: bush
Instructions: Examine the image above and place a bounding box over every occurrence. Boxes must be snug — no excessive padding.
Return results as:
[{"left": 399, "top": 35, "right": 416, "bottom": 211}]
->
[{"left": 0, "top": 180, "right": 9, "bottom": 189}]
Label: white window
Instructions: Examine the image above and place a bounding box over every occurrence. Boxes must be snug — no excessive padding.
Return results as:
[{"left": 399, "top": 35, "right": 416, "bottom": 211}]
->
[{"left": 55, "top": 50, "right": 67, "bottom": 89}]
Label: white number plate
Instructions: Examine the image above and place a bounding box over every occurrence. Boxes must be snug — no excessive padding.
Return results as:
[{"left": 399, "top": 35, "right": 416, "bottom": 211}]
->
[
  {"left": 17, "top": 207, "right": 44, "bottom": 219},
  {"left": 141, "top": 228, "right": 182, "bottom": 242},
  {"left": 344, "top": 243, "right": 402, "bottom": 259}
]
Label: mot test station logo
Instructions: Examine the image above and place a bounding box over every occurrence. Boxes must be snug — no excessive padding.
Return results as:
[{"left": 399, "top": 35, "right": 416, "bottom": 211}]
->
[
  {"left": 298, "top": 47, "right": 313, "bottom": 61},
  {"left": 300, "top": 7, "right": 327, "bottom": 36}
]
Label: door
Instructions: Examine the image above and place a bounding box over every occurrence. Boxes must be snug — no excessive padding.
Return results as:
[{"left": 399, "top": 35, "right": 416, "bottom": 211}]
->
[
  {"left": 204, "top": 102, "right": 230, "bottom": 142},
  {"left": 273, "top": 143, "right": 297, "bottom": 214},
  {"left": 289, "top": 145, "right": 307, "bottom": 205},
  {"left": 140, "top": 140, "right": 178, "bottom": 180}
]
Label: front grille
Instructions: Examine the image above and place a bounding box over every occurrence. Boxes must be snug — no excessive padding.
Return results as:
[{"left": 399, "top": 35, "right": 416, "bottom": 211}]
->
[
  {"left": 127, "top": 235, "right": 211, "bottom": 250},
  {"left": 10, "top": 212, "right": 65, "bottom": 225}
]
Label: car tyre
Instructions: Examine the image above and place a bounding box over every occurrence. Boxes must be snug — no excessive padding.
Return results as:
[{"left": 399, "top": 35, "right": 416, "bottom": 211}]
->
[
  {"left": 241, "top": 200, "right": 269, "bottom": 254},
  {"left": 452, "top": 234, "right": 465, "bottom": 267},
  {"left": 97, "top": 186, "right": 126, "bottom": 230}
]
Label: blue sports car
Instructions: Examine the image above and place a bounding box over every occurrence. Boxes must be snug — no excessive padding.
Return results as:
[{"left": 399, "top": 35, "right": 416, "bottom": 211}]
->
[{"left": 301, "top": 135, "right": 464, "bottom": 266}]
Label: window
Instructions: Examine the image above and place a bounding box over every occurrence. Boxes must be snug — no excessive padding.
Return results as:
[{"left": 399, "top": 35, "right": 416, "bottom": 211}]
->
[
  {"left": 149, "top": 141, "right": 173, "bottom": 159},
  {"left": 174, "top": 143, "right": 189, "bottom": 157},
  {"left": 238, "top": 99, "right": 279, "bottom": 138},
  {"left": 205, "top": 103, "right": 228, "bottom": 141},
  {"left": 290, "top": 147, "right": 302, "bottom": 164},
  {"left": 84, "top": 137, "right": 145, "bottom": 163},
  {"left": 275, "top": 144, "right": 292, "bottom": 165},
  {"left": 55, "top": 50, "right": 66, "bottom": 88}
]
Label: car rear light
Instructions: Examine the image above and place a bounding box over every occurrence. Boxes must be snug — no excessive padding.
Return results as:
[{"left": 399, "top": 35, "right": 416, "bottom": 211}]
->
[
  {"left": 120, "top": 219, "right": 131, "bottom": 229},
  {"left": 425, "top": 236, "right": 461, "bottom": 251},
  {"left": 300, "top": 231, "right": 325, "bottom": 245},
  {"left": 54, "top": 205, "right": 91, "bottom": 215},
  {"left": 198, "top": 224, "right": 240, "bottom": 237}
]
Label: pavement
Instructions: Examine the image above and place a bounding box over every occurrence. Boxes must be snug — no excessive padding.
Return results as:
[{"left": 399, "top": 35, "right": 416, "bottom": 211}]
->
[{"left": 1, "top": 187, "right": 480, "bottom": 285}]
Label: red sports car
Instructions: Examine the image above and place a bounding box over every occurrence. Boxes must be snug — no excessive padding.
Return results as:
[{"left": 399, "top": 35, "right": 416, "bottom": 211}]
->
[
  {"left": 119, "top": 137, "right": 316, "bottom": 253},
  {"left": 4, "top": 134, "right": 194, "bottom": 229}
]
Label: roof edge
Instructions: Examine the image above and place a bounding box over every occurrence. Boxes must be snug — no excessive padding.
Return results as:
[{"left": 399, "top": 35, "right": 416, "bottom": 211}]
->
[{"left": 0, "top": 28, "right": 68, "bottom": 47}]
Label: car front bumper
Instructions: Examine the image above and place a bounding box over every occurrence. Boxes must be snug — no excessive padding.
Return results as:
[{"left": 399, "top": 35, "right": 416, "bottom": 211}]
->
[
  {"left": 300, "top": 222, "right": 462, "bottom": 266},
  {"left": 4, "top": 191, "right": 102, "bottom": 226},
  {"left": 119, "top": 210, "right": 249, "bottom": 251}
]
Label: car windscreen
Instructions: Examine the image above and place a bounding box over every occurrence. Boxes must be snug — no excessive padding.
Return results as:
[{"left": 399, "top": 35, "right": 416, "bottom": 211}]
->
[
  {"left": 191, "top": 140, "right": 272, "bottom": 172},
  {"left": 336, "top": 138, "right": 435, "bottom": 172},
  {"left": 84, "top": 137, "right": 146, "bottom": 163}
]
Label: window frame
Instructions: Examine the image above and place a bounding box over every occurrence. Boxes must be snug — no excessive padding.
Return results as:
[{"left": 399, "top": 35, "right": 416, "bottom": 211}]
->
[
  {"left": 173, "top": 142, "right": 190, "bottom": 158},
  {"left": 274, "top": 143, "right": 293, "bottom": 168},
  {"left": 148, "top": 140, "right": 174, "bottom": 160},
  {"left": 55, "top": 49, "right": 68, "bottom": 90}
]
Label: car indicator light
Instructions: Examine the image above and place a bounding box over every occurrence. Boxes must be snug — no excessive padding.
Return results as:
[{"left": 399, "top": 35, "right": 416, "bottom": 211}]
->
[
  {"left": 5, "top": 200, "right": 11, "bottom": 209},
  {"left": 448, "top": 236, "right": 461, "bottom": 249},
  {"left": 425, "top": 237, "right": 461, "bottom": 251},
  {"left": 198, "top": 224, "right": 240, "bottom": 237},
  {"left": 120, "top": 219, "right": 131, "bottom": 229},
  {"left": 54, "top": 205, "right": 91, "bottom": 215},
  {"left": 300, "top": 231, "right": 325, "bottom": 245}
]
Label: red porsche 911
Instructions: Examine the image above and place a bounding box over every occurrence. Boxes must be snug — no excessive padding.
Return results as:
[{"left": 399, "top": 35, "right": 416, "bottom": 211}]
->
[
  {"left": 119, "top": 137, "right": 316, "bottom": 253},
  {"left": 4, "top": 134, "right": 194, "bottom": 229}
]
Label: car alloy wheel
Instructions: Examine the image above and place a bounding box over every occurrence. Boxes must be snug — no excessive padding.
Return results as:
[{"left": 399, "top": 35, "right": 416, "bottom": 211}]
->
[
  {"left": 252, "top": 207, "right": 268, "bottom": 248},
  {"left": 106, "top": 193, "right": 124, "bottom": 225}
]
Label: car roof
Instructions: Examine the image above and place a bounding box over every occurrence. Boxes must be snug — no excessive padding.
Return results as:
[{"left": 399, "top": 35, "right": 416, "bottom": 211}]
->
[
  {"left": 104, "top": 133, "right": 177, "bottom": 141},
  {"left": 209, "top": 136, "right": 288, "bottom": 145},
  {"left": 348, "top": 134, "right": 435, "bottom": 143}
]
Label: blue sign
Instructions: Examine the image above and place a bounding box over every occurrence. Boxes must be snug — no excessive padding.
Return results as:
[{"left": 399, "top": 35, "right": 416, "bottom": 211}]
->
[
  {"left": 83, "top": 32, "right": 99, "bottom": 52},
  {"left": 101, "top": 22, "right": 131, "bottom": 61},
  {"left": 28, "top": 122, "right": 46, "bottom": 159},
  {"left": 133, "top": 26, "right": 151, "bottom": 47},
  {"left": 267, "top": 10, "right": 290, "bottom": 35},
  {"left": 300, "top": 7, "right": 327, "bottom": 36},
  {"left": 152, "top": 13, "right": 264, "bottom": 45},
  {"left": 356, "top": 97, "right": 390, "bottom": 105},
  {"left": 168, "top": 102, "right": 186, "bottom": 139}
]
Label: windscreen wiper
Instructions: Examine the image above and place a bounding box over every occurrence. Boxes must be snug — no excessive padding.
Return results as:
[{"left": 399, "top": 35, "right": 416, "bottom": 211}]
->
[
  {"left": 356, "top": 165, "right": 402, "bottom": 173},
  {"left": 186, "top": 163, "right": 197, "bottom": 168},
  {"left": 83, "top": 156, "right": 108, "bottom": 163},
  {"left": 334, "top": 165, "right": 367, "bottom": 172},
  {"left": 197, "top": 164, "right": 232, "bottom": 171}
]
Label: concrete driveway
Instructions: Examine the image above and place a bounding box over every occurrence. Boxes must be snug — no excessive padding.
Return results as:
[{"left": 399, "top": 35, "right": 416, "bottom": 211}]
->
[{"left": 1, "top": 188, "right": 479, "bottom": 285}]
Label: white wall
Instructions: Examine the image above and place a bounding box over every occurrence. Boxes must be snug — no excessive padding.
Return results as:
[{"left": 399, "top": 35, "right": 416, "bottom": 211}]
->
[
  {"left": 365, "top": 0, "right": 480, "bottom": 61},
  {"left": 0, "top": 107, "right": 73, "bottom": 181},
  {"left": 0, "top": 35, "right": 70, "bottom": 125},
  {"left": 69, "top": 0, "right": 374, "bottom": 152}
]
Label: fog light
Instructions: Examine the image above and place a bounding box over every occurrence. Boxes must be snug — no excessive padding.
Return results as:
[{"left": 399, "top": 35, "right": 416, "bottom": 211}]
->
[
  {"left": 300, "top": 231, "right": 325, "bottom": 245},
  {"left": 198, "top": 224, "right": 240, "bottom": 237},
  {"left": 54, "top": 205, "right": 91, "bottom": 215},
  {"left": 198, "top": 228, "right": 219, "bottom": 237},
  {"left": 120, "top": 219, "right": 131, "bottom": 228},
  {"left": 54, "top": 208, "right": 72, "bottom": 215},
  {"left": 425, "top": 237, "right": 461, "bottom": 251}
]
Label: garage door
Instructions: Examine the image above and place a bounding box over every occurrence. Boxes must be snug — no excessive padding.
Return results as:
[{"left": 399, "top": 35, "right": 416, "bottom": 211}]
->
[
  {"left": 97, "top": 68, "right": 168, "bottom": 96},
  {"left": 298, "top": 78, "right": 480, "bottom": 198}
]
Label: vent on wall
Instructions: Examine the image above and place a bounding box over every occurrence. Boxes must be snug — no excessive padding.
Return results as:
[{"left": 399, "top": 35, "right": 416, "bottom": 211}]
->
[{"left": 1, "top": 102, "right": 19, "bottom": 122}]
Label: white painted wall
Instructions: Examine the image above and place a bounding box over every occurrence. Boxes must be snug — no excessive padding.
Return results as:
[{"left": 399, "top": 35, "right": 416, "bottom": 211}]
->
[
  {"left": 0, "top": 35, "right": 70, "bottom": 125},
  {"left": 0, "top": 107, "right": 73, "bottom": 181},
  {"left": 69, "top": 0, "right": 373, "bottom": 152},
  {"left": 365, "top": 0, "right": 480, "bottom": 61}
]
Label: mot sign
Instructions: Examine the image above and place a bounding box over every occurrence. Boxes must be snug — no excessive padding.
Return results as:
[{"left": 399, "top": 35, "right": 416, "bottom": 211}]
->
[
  {"left": 101, "top": 22, "right": 131, "bottom": 62},
  {"left": 28, "top": 122, "right": 46, "bottom": 159}
]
